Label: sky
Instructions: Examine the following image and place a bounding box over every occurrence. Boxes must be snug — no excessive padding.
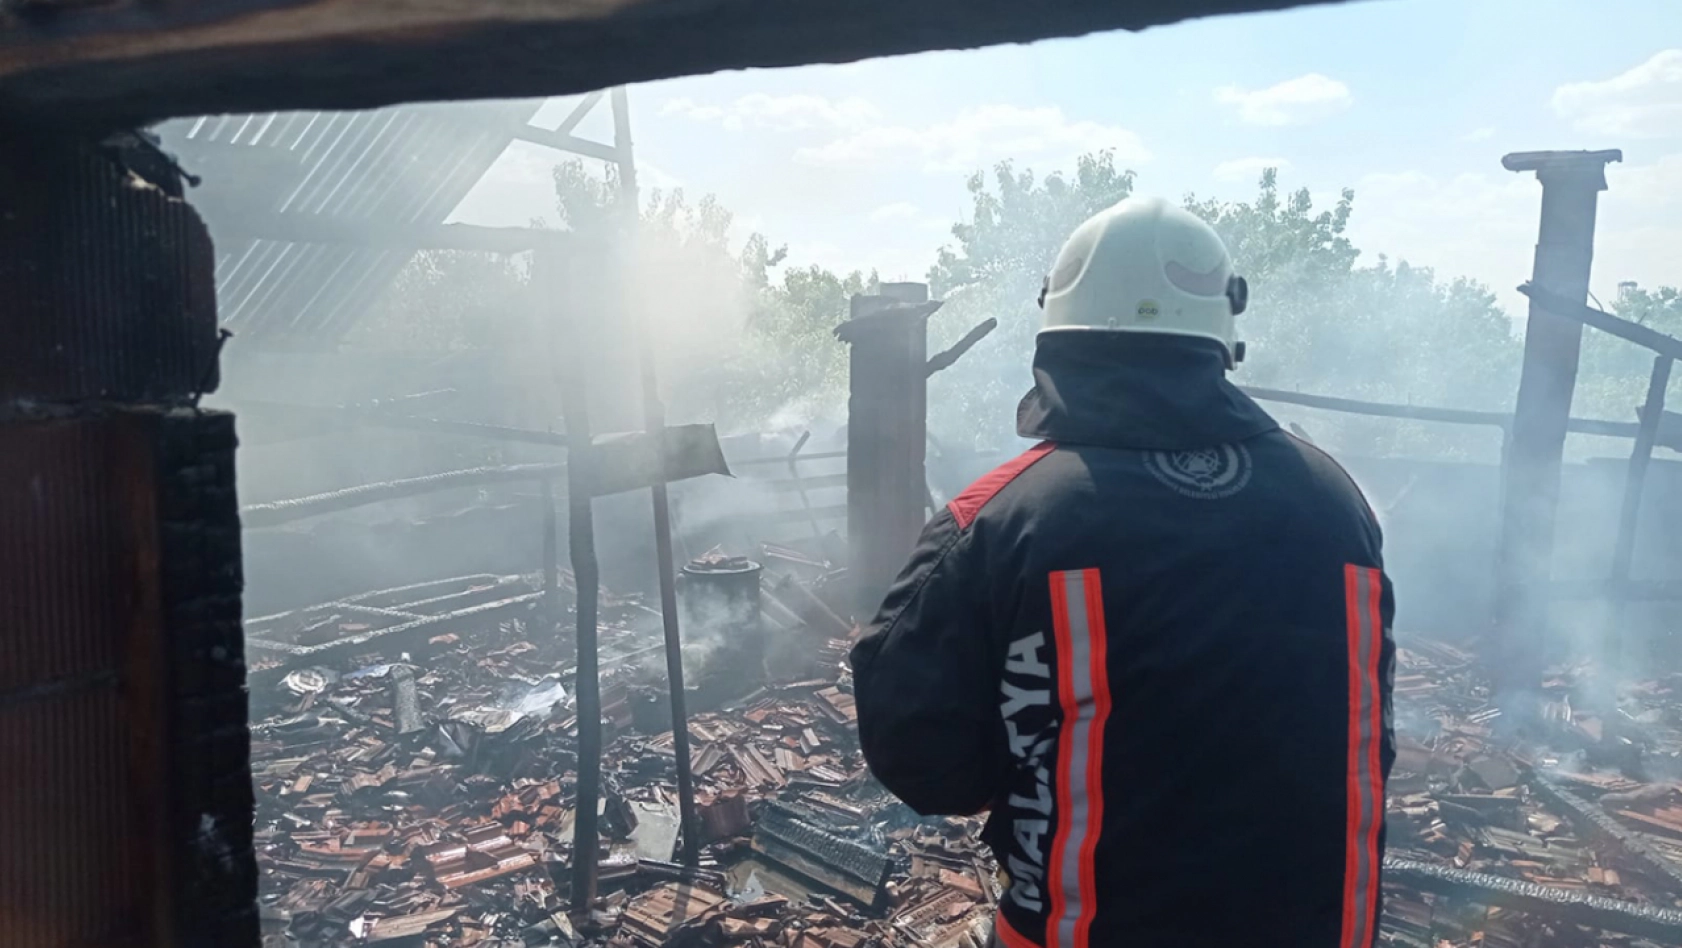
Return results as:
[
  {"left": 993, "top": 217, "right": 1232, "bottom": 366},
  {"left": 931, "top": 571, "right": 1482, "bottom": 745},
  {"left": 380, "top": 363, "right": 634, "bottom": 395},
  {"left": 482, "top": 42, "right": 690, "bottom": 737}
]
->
[{"left": 452, "top": 0, "right": 1682, "bottom": 319}]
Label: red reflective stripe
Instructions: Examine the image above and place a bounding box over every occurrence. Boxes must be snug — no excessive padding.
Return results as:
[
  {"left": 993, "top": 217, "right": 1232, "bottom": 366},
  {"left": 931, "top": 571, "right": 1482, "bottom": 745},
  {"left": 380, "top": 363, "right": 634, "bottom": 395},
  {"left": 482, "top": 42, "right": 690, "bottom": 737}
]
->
[
  {"left": 1047, "top": 569, "right": 1107, "bottom": 948},
  {"left": 1074, "top": 572, "right": 1109, "bottom": 948},
  {"left": 1361, "top": 568, "right": 1385, "bottom": 938},
  {"left": 948, "top": 441, "right": 1056, "bottom": 529},
  {"left": 1046, "top": 575, "right": 1077, "bottom": 948},
  {"left": 995, "top": 911, "right": 1041, "bottom": 948},
  {"left": 1339, "top": 566, "right": 1362, "bottom": 948},
  {"left": 1340, "top": 565, "right": 1383, "bottom": 948}
]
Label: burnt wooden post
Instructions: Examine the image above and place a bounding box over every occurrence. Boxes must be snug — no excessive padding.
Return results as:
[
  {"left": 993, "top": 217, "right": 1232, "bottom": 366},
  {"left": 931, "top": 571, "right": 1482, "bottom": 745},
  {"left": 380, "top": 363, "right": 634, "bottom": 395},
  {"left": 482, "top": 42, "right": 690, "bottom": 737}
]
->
[
  {"left": 0, "top": 133, "right": 257, "bottom": 946},
  {"left": 836, "top": 283, "right": 944, "bottom": 619},
  {"left": 1609, "top": 355, "right": 1674, "bottom": 662},
  {"left": 1493, "top": 149, "right": 1621, "bottom": 684},
  {"left": 535, "top": 247, "right": 605, "bottom": 912}
]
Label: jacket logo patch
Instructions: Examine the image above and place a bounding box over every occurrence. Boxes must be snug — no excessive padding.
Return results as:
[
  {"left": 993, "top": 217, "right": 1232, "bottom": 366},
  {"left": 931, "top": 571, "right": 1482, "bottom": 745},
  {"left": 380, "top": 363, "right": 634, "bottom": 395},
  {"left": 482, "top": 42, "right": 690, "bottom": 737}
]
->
[{"left": 1145, "top": 443, "right": 1253, "bottom": 499}]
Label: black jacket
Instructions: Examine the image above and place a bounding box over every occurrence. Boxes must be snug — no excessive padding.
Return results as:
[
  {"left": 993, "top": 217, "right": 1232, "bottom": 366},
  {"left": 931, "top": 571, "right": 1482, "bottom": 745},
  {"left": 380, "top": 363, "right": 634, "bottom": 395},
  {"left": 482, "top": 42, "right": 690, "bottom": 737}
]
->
[{"left": 850, "top": 333, "right": 1396, "bottom": 948}]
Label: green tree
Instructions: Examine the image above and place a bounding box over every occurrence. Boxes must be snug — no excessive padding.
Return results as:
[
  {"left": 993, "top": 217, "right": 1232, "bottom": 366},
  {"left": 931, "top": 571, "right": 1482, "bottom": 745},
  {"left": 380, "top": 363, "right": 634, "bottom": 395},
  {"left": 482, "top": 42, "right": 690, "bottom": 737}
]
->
[
  {"left": 925, "top": 152, "right": 1136, "bottom": 450},
  {"left": 549, "top": 159, "right": 873, "bottom": 433},
  {"left": 924, "top": 158, "right": 1525, "bottom": 460},
  {"left": 1575, "top": 283, "right": 1682, "bottom": 430}
]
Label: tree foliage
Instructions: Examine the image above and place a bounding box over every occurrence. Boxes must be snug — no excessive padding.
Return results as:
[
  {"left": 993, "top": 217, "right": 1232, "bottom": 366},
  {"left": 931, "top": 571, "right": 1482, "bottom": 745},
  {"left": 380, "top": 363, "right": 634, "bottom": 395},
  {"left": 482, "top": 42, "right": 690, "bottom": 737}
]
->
[
  {"left": 358, "top": 153, "right": 1677, "bottom": 464},
  {"left": 925, "top": 160, "right": 1525, "bottom": 459}
]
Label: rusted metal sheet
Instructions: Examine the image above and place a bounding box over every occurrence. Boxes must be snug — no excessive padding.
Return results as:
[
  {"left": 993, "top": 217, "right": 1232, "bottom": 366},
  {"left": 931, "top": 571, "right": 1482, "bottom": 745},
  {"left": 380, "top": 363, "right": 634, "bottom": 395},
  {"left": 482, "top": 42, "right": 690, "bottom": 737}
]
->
[{"left": 156, "top": 103, "right": 533, "bottom": 344}]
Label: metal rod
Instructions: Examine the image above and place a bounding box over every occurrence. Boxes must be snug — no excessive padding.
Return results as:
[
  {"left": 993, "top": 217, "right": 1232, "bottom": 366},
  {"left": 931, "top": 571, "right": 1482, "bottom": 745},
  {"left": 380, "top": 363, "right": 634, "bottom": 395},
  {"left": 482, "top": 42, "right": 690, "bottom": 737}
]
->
[
  {"left": 784, "top": 431, "right": 823, "bottom": 538},
  {"left": 1608, "top": 355, "right": 1672, "bottom": 665},
  {"left": 613, "top": 85, "right": 701, "bottom": 869},
  {"left": 543, "top": 478, "right": 560, "bottom": 630},
  {"left": 541, "top": 249, "right": 602, "bottom": 913}
]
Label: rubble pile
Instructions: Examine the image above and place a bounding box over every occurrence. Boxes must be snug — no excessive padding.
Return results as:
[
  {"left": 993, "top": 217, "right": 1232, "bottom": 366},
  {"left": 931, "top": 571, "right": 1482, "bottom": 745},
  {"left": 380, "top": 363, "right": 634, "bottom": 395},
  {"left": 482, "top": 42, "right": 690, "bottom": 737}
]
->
[
  {"left": 1377, "top": 637, "right": 1682, "bottom": 947},
  {"left": 249, "top": 565, "right": 1682, "bottom": 948},
  {"left": 252, "top": 562, "right": 1000, "bottom": 948}
]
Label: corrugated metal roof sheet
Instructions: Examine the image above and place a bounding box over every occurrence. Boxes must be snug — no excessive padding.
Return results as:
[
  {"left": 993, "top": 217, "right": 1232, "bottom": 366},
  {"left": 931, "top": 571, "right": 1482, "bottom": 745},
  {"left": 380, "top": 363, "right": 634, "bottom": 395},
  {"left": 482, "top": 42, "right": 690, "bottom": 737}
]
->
[{"left": 156, "top": 101, "right": 541, "bottom": 345}]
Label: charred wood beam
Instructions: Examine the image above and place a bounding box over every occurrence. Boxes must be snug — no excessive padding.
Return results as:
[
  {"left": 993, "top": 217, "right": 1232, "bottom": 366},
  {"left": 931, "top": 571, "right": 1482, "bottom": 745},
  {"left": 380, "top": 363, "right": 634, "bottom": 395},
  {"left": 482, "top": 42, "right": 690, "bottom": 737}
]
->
[
  {"left": 210, "top": 215, "right": 572, "bottom": 252},
  {"left": 552, "top": 91, "right": 605, "bottom": 137},
  {"left": 611, "top": 87, "right": 702, "bottom": 872},
  {"left": 236, "top": 399, "right": 571, "bottom": 447},
  {"left": 1240, "top": 385, "right": 1642, "bottom": 440},
  {"left": 1609, "top": 356, "right": 1673, "bottom": 660},
  {"left": 238, "top": 426, "right": 728, "bottom": 527},
  {"left": 240, "top": 462, "right": 567, "bottom": 528},
  {"left": 925, "top": 318, "right": 997, "bottom": 378},
  {"left": 1496, "top": 150, "right": 1620, "bottom": 689},
  {"left": 0, "top": 1, "right": 1352, "bottom": 126},
  {"left": 246, "top": 591, "right": 543, "bottom": 683},
  {"left": 1383, "top": 858, "right": 1682, "bottom": 942},
  {"left": 1519, "top": 282, "right": 1682, "bottom": 364},
  {"left": 1524, "top": 769, "right": 1682, "bottom": 898},
  {"left": 537, "top": 247, "right": 604, "bottom": 912},
  {"left": 1540, "top": 579, "right": 1682, "bottom": 602},
  {"left": 509, "top": 124, "right": 622, "bottom": 165}
]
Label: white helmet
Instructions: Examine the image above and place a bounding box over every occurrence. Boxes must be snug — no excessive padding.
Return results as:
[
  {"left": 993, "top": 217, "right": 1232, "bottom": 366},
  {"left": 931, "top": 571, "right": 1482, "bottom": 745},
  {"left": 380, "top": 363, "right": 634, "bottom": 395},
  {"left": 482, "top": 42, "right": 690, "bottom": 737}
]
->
[{"left": 1039, "top": 196, "right": 1249, "bottom": 366}]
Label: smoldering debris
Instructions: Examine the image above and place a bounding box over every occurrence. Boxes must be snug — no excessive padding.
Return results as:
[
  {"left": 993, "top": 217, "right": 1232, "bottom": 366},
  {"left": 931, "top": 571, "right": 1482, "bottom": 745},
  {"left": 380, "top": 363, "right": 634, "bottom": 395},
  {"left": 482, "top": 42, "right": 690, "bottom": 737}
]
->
[
  {"left": 1377, "top": 638, "right": 1682, "bottom": 947},
  {"left": 247, "top": 551, "right": 1682, "bottom": 948}
]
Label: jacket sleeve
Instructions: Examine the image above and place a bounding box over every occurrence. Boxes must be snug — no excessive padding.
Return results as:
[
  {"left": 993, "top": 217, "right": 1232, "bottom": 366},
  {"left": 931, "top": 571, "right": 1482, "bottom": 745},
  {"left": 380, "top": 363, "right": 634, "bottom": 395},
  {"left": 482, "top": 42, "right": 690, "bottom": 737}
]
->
[{"left": 848, "top": 512, "right": 1007, "bottom": 816}]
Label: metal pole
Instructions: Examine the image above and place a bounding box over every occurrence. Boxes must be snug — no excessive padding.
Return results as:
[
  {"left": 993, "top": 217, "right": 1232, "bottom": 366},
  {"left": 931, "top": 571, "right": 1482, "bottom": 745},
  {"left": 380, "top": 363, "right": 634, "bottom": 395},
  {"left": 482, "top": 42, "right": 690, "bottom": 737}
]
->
[
  {"left": 1608, "top": 355, "right": 1673, "bottom": 666},
  {"left": 612, "top": 85, "right": 700, "bottom": 868},
  {"left": 543, "top": 477, "right": 560, "bottom": 629}
]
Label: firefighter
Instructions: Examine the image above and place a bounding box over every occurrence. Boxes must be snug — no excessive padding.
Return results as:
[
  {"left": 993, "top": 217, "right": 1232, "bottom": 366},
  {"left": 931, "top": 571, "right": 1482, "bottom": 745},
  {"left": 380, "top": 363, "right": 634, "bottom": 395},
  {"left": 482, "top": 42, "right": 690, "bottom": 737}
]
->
[{"left": 850, "top": 196, "right": 1396, "bottom": 948}]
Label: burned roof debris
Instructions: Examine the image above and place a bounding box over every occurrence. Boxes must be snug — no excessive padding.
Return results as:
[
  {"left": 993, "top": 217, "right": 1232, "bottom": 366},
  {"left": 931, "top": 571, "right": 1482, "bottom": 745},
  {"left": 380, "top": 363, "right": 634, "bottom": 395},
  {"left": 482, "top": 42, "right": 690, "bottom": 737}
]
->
[{"left": 247, "top": 546, "right": 1682, "bottom": 948}]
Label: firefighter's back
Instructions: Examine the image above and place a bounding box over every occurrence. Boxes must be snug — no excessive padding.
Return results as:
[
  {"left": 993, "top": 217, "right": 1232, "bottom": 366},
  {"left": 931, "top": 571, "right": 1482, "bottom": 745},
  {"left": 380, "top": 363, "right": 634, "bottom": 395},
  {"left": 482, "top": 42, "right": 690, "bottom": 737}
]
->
[{"left": 982, "top": 428, "right": 1392, "bottom": 948}]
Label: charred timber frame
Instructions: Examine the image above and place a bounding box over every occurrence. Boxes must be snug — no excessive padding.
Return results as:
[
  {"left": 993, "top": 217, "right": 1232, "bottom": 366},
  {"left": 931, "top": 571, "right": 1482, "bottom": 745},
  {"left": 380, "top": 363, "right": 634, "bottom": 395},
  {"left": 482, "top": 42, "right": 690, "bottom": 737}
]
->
[
  {"left": 612, "top": 86, "right": 703, "bottom": 870},
  {"left": 537, "top": 248, "right": 607, "bottom": 911},
  {"left": 836, "top": 285, "right": 944, "bottom": 619},
  {"left": 0, "top": 134, "right": 258, "bottom": 945},
  {"left": 1492, "top": 149, "right": 1620, "bottom": 688},
  {"left": 1514, "top": 281, "right": 1682, "bottom": 660}
]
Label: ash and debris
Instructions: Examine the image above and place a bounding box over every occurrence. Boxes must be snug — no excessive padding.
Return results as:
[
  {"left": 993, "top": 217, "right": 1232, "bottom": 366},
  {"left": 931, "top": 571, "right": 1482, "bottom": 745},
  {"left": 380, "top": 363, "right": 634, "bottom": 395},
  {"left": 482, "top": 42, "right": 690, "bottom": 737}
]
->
[{"left": 249, "top": 555, "right": 1682, "bottom": 948}]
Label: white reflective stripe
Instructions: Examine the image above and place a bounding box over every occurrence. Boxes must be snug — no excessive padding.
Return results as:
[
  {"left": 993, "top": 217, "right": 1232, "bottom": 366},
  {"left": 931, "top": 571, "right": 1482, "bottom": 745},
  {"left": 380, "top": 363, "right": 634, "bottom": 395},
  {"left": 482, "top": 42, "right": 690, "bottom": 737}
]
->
[{"left": 1049, "top": 569, "right": 1107, "bottom": 948}]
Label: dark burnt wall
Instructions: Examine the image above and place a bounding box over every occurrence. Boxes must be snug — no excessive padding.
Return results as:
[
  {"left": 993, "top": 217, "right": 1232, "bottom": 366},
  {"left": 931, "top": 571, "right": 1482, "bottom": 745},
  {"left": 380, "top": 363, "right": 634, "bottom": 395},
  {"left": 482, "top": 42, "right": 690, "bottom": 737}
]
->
[{"left": 0, "top": 134, "right": 256, "bottom": 948}]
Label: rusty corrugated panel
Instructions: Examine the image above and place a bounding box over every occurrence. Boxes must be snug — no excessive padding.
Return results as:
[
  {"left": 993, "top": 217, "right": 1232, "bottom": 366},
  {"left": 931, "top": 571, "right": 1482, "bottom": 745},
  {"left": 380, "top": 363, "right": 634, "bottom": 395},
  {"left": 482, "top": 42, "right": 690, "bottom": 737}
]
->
[
  {"left": 0, "top": 138, "right": 218, "bottom": 402},
  {"left": 0, "top": 414, "right": 167, "bottom": 948},
  {"left": 155, "top": 101, "right": 533, "bottom": 345}
]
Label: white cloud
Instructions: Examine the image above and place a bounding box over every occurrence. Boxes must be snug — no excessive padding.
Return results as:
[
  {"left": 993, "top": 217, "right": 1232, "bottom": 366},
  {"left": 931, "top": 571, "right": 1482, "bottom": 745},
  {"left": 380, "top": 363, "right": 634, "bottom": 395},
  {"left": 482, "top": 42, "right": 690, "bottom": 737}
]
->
[
  {"left": 1215, "top": 73, "right": 1353, "bottom": 126},
  {"left": 1463, "top": 127, "right": 1496, "bottom": 142},
  {"left": 636, "top": 158, "right": 685, "bottom": 194},
  {"left": 1341, "top": 152, "right": 1682, "bottom": 319},
  {"left": 868, "top": 202, "right": 922, "bottom": 222},
  {"left": 661, "top": 93, "right": 881, "bottom": 132},
  {"left": 795, "top": 104, "right": 1149, "bottom": 174},
  {"left": 1214, "top": 156, "right": 1292, "bottom": 183},
  {"left": 1552, "top": 49, "right": 1682, "bottom": 139}
]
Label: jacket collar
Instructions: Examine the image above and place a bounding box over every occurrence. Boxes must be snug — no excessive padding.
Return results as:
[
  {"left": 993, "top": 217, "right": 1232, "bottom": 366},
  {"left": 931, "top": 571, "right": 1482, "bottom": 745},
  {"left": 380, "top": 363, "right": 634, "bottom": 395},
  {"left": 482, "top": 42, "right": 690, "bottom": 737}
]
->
[{"left": 1016, "top": 331, "right": 1279, "bottom": 451}]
